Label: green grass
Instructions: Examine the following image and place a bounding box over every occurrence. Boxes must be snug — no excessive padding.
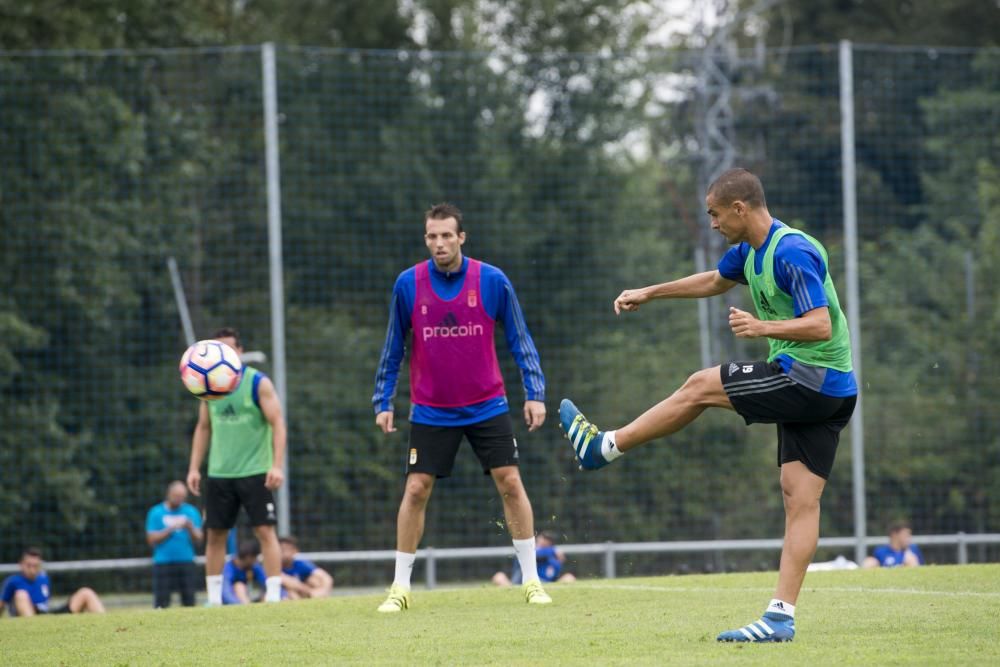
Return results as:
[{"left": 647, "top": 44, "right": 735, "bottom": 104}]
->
[{"left": 2, "top": 565, "right": 999, "bottom": 665}]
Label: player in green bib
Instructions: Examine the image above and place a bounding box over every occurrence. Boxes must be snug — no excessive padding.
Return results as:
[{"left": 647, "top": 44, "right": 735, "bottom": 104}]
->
[
  {"left": 560, "top": 168, "right": 857, "bottom": 643},
  {"left": 186, "top": 327, "right": 287, "bottom": 606}
]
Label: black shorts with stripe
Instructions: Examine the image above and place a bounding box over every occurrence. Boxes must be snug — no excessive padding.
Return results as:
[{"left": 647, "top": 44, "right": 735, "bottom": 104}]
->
[{"left": 720, "top": 360, "right": 856, "bottom": 480}]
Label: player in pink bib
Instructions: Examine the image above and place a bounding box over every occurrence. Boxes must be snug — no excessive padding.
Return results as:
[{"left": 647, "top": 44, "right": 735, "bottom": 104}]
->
[
  {"left": 409, "top": 257, "right": 505, "bottom": 407},
  {"left": 373, "top": 203, "right": 551, "bottom": 611}
]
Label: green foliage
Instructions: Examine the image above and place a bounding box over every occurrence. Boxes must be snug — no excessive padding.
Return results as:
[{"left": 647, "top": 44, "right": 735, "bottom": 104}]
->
[
  {"left": 0, "top": 3, "right": 998, "bottom": 571},
  {"left": 774, "top": 0, "right": 999, "bottom": 48}
]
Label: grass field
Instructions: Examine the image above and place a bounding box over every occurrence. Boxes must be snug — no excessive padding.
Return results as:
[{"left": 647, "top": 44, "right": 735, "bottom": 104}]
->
[{"left": 2, "top": 564, "right": 998, "bottom": 665}]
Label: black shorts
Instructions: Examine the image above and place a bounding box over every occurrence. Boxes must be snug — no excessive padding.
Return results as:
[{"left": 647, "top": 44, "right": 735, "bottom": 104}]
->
[
  {"left": 407, "top": 412, "right": 519, "bottom": 478},
  {"left": 204, "top": 474, "right": 277, "bottom": 529},
  {"left": 721, "top": 360, "right": 857, "bottom": 480}
]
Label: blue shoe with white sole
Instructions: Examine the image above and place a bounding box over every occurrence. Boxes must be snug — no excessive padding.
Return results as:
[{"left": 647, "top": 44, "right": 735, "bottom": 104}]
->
[
  {"left": 559, "top": 399, "right": 610, "bottom": 471},
  {"left": 717, "top": 612, "right": 795, "bottom": 643}
]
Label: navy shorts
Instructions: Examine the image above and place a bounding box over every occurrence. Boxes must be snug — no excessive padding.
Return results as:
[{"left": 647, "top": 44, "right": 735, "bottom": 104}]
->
[{"left": 721, "top": 360, "right": 856, "bottom": 479}]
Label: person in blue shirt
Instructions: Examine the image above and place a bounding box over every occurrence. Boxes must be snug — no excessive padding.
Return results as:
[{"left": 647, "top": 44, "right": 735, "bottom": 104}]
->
[
  {"left": 222, "top": 540, "right": 268, "bottom": 604},
  {"left": 0, "top": 547, "right": 104, "bottom": 617},
  {"left": 146, "top": 480, "right": 204, "bottom": 608},
  {"left": 492, "top": 531, "right": 577, "bottom": 586},
  {"left": 279, "top": 535, "right": 333, "bottom": 599},
  {"left": 863, "top": 521, "right": 925, "bottom": 568}
]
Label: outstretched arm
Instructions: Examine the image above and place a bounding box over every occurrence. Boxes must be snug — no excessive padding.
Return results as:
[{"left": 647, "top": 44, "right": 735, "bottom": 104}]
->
[{"left": 614, "top": 271, "right": 738, "bottom": 314}]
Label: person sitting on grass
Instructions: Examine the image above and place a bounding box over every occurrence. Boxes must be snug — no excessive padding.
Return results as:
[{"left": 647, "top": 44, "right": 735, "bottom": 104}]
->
[
  {"left": 492, "top": 531, "right": 577, "bottom": 587},
  {"left": 863, "top": 520, "right": 925, "bottom": 568},
  {"left": 222, "top": 540, "right": 271, "bottom": 605},
  {"left": 279, "top": 535, "right": 334, "bottom": 600},
  {"left": 0, "top": 547, "right": 105, "bottom": 618}
]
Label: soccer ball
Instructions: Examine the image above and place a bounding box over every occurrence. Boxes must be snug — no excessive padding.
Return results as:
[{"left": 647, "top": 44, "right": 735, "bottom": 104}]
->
[{"left": 179, "top": 340, "right": 243, "bottom": 400}]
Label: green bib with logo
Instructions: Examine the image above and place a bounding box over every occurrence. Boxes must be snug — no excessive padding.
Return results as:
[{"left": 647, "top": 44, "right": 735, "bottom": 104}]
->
[
  {"left": 208, "top": 367, "right": 273, "bottom": 478},
  {"left": 744, "top": 227, "right": 853, "bottom": 372}
]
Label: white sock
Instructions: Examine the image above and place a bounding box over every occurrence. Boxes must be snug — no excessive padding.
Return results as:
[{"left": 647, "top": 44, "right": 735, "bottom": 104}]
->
[
  {"left": 265, "top": 576, "right": 283, "bottom": 602},
  {"left": 393, "top": 551, "right": 416, "bottom": 589},
  {"left": 766, "top": 599, "right": 795, "bottom": 618},
  {"left": 512, "top": 537, "right": 539, "bottom": 583},
  {"left": 206, "top": 575, "right": 222, "bottom": 605},
  {"left": 601, "top": 430, "right": 624, "bottom": 462}
]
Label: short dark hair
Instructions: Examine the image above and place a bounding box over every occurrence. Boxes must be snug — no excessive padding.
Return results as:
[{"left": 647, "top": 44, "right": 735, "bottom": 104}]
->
[
  {"left": 278, "top": 535, "right": 298, "bottom": 548},
  {"left": 888, "top": 520, "right": 911, "bottom": 535},
  {"left": 212, "top": 327, "right": 242, "bottom": 349},
  {"left": 538, "top": 530, "right": 559, "bottom": 544},
  {"left": 21, "top": 546, "right": 42, "bottom": 560},
  {"left": 425, "top": 202, "right": 464, "bottom": 233},
  {"left": 237, "top": 540, "right": 261, "bottom": 560},
  {"left": 707, "top": 168, "right": 767, "bottom": 209}
]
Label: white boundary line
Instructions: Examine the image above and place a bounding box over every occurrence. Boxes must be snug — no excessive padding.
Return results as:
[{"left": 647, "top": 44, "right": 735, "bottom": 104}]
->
[{"left": 576, "top": 582, "right": 1000, "bottom": 598}]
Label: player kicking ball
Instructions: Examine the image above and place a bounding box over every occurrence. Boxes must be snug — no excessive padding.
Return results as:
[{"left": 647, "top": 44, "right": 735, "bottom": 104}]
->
[{"left": 561, "top": 168, "right": 857, "bottom": 643}]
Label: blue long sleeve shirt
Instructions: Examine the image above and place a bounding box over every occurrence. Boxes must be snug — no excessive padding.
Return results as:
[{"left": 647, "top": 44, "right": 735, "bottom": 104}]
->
[{"left": 373, "top": 256, "right": 545, "bottom": 426}]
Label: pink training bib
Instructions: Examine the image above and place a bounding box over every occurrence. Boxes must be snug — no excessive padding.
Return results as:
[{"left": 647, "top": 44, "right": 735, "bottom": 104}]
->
[{"left": 410, "top": 259, "right": 505, "bottom": 407}]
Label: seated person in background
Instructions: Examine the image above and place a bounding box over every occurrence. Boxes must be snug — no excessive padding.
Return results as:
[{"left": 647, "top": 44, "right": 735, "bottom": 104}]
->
[
  {"left": 863, "top": 520, "right": 925, "bottom": 568},
  {"left": 493, "top": 531, "right": 577, "bottom": 586},
  {"left": 0, "top": 547, "right": 105, "bottom": 617},
  {"left": 279, "top": 535, "right": 333, "bottom": 599},
  {"left": 222, "top": 540, "right": 269, "bottom": 604}
]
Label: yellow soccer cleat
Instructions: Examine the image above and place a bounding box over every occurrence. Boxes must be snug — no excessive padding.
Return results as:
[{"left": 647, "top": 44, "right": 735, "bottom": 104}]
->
[
  {"left": 377, "top": 584, "right": 411, "bottom": 613},
  {"left": 523, "top": 579, "right": 552, "bottom": 605}
]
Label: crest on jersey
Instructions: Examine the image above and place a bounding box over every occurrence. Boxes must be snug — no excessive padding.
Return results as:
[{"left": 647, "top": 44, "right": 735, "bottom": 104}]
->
[{"left": 467, "top": 290, "right": 477, "bottom": 308}]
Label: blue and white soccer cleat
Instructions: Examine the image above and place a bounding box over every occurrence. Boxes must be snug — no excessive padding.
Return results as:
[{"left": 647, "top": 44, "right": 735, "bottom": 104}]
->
[
  {"left": 559, "top": 399, "right": 610, "bottom": 471},
  {"left": 716, "top": 612, "right": 795, "bottom": 643}
]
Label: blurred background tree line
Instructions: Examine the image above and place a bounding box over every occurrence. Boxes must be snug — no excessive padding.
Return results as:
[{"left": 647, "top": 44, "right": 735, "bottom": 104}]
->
[{"left": 1, "top": 0, "right": 997, "bottom": 581}]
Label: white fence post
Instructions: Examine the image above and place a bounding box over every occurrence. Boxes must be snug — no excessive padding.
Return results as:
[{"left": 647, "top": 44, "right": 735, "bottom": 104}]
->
[
  {"left": 426, "top": 547, "right": 437, "bottom": 589},
  {"left": 604, "top": 542, "right": 616, "bottom": 579},
  {"left": 957, "top": 532, "right": 968, "bottom": 565},
  {"left": 262, "top": 42, "right": 290, "bottom": 535},
  {"left": 840, "top": 39, "right": 867, "bottom": 565}
]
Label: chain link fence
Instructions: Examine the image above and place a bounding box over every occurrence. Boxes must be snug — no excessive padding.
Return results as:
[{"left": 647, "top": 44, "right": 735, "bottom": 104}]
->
[{"left": 1, "top": 43, "right": 997, "bottom": 592}]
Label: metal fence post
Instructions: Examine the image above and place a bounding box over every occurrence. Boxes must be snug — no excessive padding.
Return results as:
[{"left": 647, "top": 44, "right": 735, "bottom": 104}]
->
[
  {"left": 957, "top": 531, "right": 968, "bottom": 565},
  {"left": 840, "top": 39, "right": 867, "bottom": 565},
  {"left": 262, "top": 42, "right": 290, "bottom": 536},
  {"left": 604, "top": 542, "right": 616, "bottom": 579},
  {"left": 425, "top": 548, "right": 437, "bottom": 589}
]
